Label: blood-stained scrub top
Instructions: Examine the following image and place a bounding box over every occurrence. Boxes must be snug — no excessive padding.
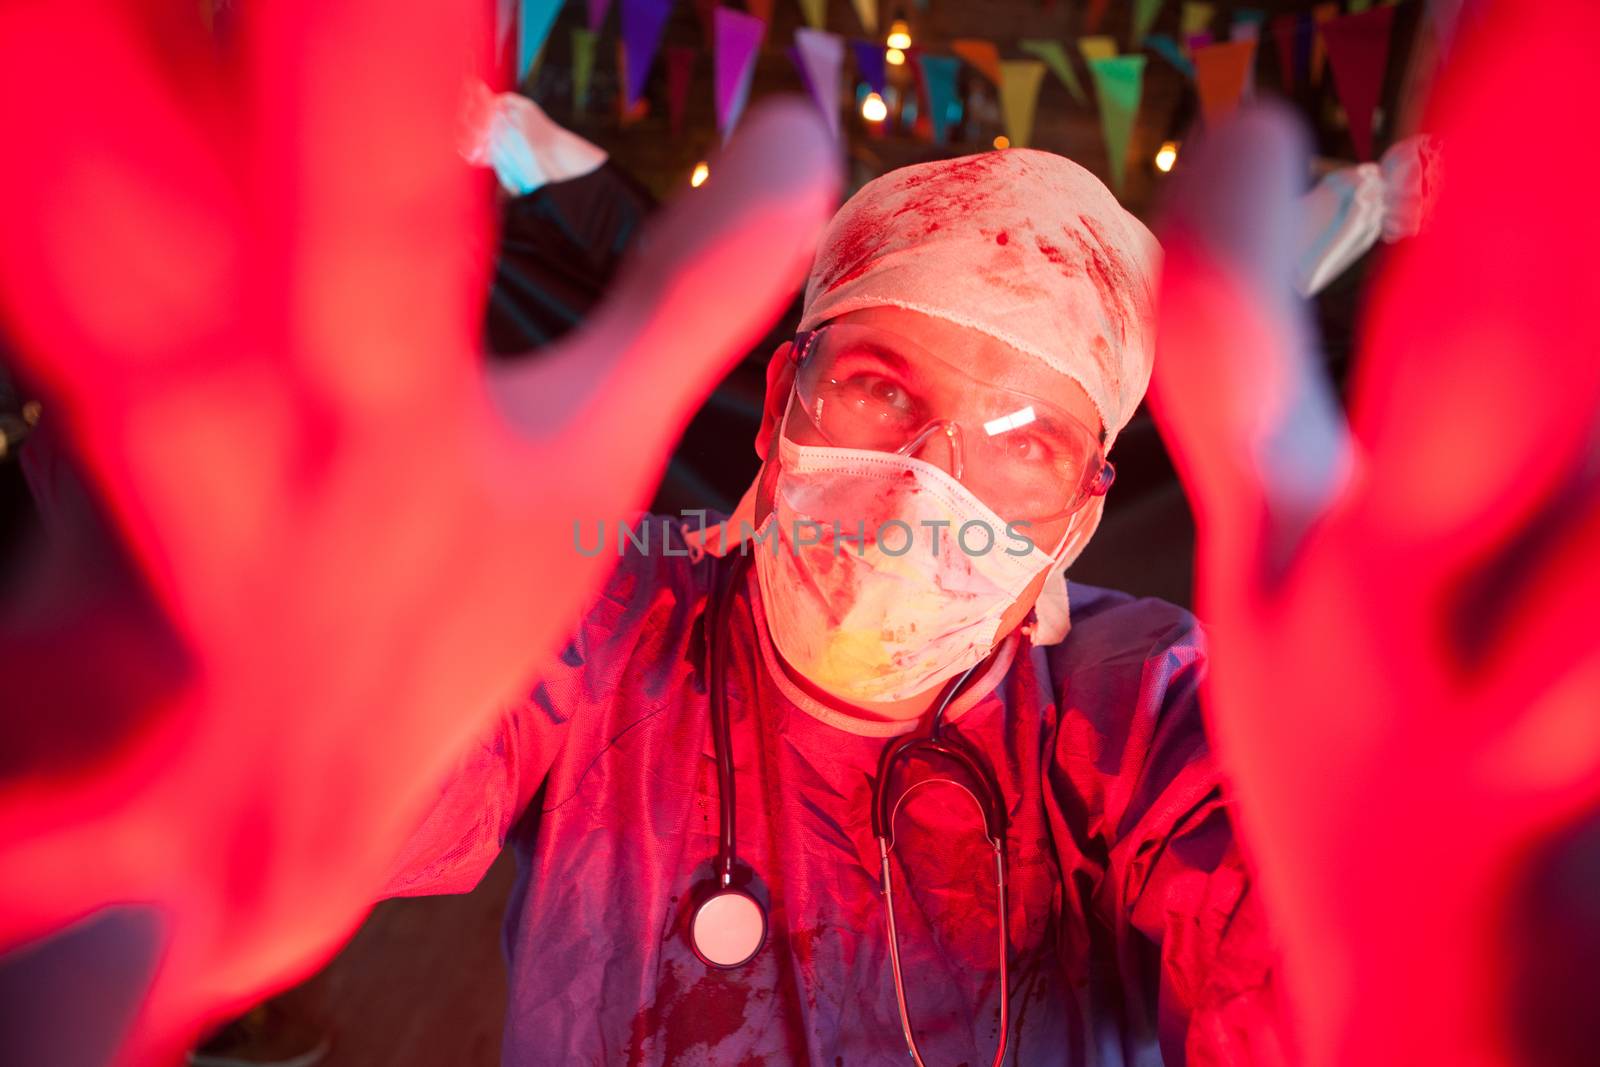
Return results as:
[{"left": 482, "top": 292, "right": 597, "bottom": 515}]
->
[{"left": 381, "top": 519, "right": 1284, "bottom": 1066}]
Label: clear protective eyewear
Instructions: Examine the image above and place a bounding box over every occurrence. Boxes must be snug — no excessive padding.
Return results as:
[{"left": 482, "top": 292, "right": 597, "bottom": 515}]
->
[{"left": 788, "top": 324, "right": 1115, "bottom": 524}]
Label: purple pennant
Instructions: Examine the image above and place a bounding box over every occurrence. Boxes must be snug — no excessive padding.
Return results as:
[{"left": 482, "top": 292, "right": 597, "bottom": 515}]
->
[
  {"left": 714, "top": 6, "right": 766, "bottom": 141},
  {"left": 792, "top": 28, "right": 845, "bottom": 141},
  {"left": 850, "top": 38, "right": 887, "bottom": 97},
  {"left": 621, "top": 0, "right": 673, "bottom": 108},
  {"left": 1185, "top": 31, "right": 1214, "bottom": 53},
  {"left": 587, "top": 0, "right": 612, "bottom": 32}
]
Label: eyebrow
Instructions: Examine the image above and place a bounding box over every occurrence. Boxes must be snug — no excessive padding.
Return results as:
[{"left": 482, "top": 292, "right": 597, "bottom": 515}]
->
[{"left": 829, "top": 339, "right": 915, "bottom": 377}]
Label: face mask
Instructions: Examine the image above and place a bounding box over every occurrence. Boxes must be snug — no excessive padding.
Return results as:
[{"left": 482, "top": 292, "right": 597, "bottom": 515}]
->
[{"left": 752, "top": 435, "right": 1066, "bottom": 705}]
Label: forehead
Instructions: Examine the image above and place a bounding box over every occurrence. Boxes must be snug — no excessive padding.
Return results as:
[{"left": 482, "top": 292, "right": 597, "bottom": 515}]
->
[{"left": 829, "top": 305, "right": 1103, "bottom": 435}]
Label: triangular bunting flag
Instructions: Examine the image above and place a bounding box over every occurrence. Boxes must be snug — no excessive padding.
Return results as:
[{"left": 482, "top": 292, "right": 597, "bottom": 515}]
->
[
  {"left": 1322, "top": 5, "right": 1396, "bottom": 159},
  {"left": 1186, "top": 32, "right": 1214, "bottom": 54},
  {"left": 665, "top": 46, "right": 696, "bottom": 137},
  {"left": 748, "top": 0, "right": 774, "bottom": 23},
  {"left": 1271, "top": 15, "right": 1299, "bottom": 88},
  {"left": 798, "top": 0, "right": 827, "bottom": 30},
  {"left": 1078, "top": 35, "right": 1118, "bottom": 64},
  {"left": 621, "top": 0, "right": 673, "bottom": 107},
  {"left": 1133, "top": 0, "right": 1166, "bottom": 45},
  {"left": 1180, "top": 2, "right": 1214, "bottom": 44},
  {"left": 794, "top": 28, "right": 845, "bottom": 140},
  {"left": 1310, "top": 2, "right": 1339, "bottom": 85},
  {"left": 851, "top": 0, "right": 878, "bottom": 36},
  {"left": 572, "top": 27, "right": 599, "bottom": 110},
  {"left": 1087, "top": 55, "right": 1146, "bottom": 194},
  {"left": 1085, "top": 0, "right": 1111, "bottom": 35},
  {"left": 587, "top": 0, "right": 612, "bottom": 32},
  {"left": 998, "top": 59, "right": 1047, "bottom": 147},
  {"left": 518, "top": 0, "right": 565, "bottom": 84},
  {"left": 1020, "top": 39, "right": 1088, "bottom": 106},
  {"left": 1144, "top": 34, "right": 1195, "bottom": 79},
  {"left": 618, "top": 42, "right": 650, "bottom": 123},
  {"left": 917, "top": 53, "right": 962, "bottom": 144},
  {"left": 1193, "top": 39, "right": 1257, "bottom": 126},
  {"left": 851, "top": 39, "right": 887, "bottom": 96},
  {"left": 715, "top": 6, "right": 767, "bottom": 142},
  {"left": 952, "top": 39, "right": 1002, "bottom": 86}
]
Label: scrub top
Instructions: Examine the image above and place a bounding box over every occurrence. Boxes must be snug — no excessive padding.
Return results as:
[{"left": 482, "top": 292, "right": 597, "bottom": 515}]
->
[{"left": 382, "top": 517, "right": 1284, "bottom": 1066}]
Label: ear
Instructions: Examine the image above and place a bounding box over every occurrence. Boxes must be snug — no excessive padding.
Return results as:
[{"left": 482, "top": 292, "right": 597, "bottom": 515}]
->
[{"left": 755, "top": 340, "right": 796, "bottom": 462}]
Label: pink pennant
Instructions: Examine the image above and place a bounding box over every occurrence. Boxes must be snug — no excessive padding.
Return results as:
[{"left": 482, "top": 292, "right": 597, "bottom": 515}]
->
[
  {"left": 1322, "top": 5, "right": 1396, "bottom": 160},
  {"left": 715, "top": 6, "right": 767, "bottom": 142},
  {"left": 793, "top": 28, "right": 845, "bottom": 140}
]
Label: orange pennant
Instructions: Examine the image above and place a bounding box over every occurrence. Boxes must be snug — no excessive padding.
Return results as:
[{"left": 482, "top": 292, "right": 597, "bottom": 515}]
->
[
  {"left": 1193, "top": 38, "right": 1257, "bottom": 126},
  {"left": 952, "top": 38, "right": 1002, "bottom": 85}
]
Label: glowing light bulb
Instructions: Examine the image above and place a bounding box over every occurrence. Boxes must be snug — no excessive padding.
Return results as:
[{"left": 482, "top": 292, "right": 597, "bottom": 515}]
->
[
  {"left": 885, "top": 47, "right": 906, "bottom": 66},
  {"left": 886, "top": 20, "right": 911, "bottom": 50},
  {"left": 690, "top": 161, "right": 710, "bottom": 187},
  {"left": 1154, "top": 140, "right": 1179, "bottom": 173},
  {"left": 861, "top": 92, "right": 888, "bottom": 123},
  {"left": 993, "top": 135, "right": 1010, "bottom": 150}
]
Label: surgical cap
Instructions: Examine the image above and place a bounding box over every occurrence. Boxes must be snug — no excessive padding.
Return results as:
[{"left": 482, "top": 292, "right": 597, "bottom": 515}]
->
[{"left": 799, "top": 148, "right": 1159, "bottom": 450}]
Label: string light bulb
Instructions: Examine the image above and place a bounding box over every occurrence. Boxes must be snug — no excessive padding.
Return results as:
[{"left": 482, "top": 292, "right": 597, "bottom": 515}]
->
[
  {"left": 993, "top": 135, "right": 1010, "bottom": 150},
  {"left": 1154, "top": 140, "right": 1179, "bottom": 173},
  {"left": 885, "top": 47, "right": 906, "bottom": 66},
  {"left": 861, "top": 92, "right": 888, "bottom": 123},
  {"left": 886, "top": 20, "right": 912, "bottom": 50},
  {"left": 690, "top": 161, "right": 710, "bottom": 187}
]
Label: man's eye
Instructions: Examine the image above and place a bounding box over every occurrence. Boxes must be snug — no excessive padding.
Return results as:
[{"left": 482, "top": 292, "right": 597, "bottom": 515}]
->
[
  {"left": 838, "top": 374, "right": 914, "bottom": 414},
  {"left": 1002, "top": 432, "right": 1052, "bottom": 461}
]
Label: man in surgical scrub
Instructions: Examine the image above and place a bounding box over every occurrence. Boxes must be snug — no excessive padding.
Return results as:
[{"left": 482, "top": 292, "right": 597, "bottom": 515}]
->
[{"left": 383, "top": 148, "right": 1284, "bottom": 1066}]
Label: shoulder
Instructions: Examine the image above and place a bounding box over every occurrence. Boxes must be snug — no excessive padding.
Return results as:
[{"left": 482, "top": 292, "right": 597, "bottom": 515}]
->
[{"left": 1048, "top": 581, "right": 1206, "bottom": 684}]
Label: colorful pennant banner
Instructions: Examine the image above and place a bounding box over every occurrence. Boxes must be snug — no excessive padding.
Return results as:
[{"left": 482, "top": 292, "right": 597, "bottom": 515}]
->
[
  {"left": 1133, "top": 0, "right": 1166, "bottom": 46},
  {"left": 587, "top": 0, "right": 612, "bottom": 32},
  {"left": 519, "top": 0, "right": 565, "bottom": 84},
  {"left": 1088, "top": 54, "right": 1145, "bottom": 193},
  {"left": 918, "top": 53, "right": 962, "bottom": 144},
  {"left": 1144, "top": 33, "right": 1195, "bottom": 78},
  {"left": 1322, "top": 5, "right": 1396, "bottom": 159},
  {"left": 1194, "top": 38, "right": 1257, "bottom": 126},
  {"left": 1085, "top": 0, "right": 1111, "bottom": 35},
  {"left": 797, "top": 0, "right": 827, "bottom": 31},
  {"left": 748, "top": 0, "right": 774, "bottom": 23},
  {"left": 1020, "top": 38, "right": 1088, "bottom": 106},
  {"left": 714, "top": 6, "right": 766, "bottom": 142},
  {"left": 621, "top": 0, "right": 673, "bottom": 107},
  {"left": 1311, "top": 2, "right": 1339, "bottom": 84},
  {"left": 1078, "top": 35, "right": 1118, "bottom": 63},
  {"left": 850, "top": 38, "right": 887, "bottom": 96},
  {"left": 998, "top": 59, "right": 1047, "bottom": 147},
  {"left": 1181, "top": 2, "right": 1215, "bottom": 43},
  {"left": 572, "top": 27, "right": 599, "bottom": 110},
  {"left": 952, "top": 39, "right": 1003, "bottom": 85},
  {"left": 794, "top": 28, "right": 845, "bottom": 140},
  {"left": 850, "top": 0, "right": 878, "bottom": 36}
]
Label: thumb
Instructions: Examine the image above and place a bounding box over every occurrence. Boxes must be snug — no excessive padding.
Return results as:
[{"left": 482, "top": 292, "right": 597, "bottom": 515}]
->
[{"left": 1149, "top": 105, "right": 1353, "bottom": 595}]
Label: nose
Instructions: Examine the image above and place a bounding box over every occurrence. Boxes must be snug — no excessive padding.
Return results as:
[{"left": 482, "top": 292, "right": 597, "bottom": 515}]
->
[{"left": 904, "top": 421, "right": 963, "bottom": 480}]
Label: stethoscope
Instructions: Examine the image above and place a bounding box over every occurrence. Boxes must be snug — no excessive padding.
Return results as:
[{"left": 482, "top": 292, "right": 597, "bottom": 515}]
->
[{"left": 687, "top": 550, "right": 1012, "bottom": 1067}]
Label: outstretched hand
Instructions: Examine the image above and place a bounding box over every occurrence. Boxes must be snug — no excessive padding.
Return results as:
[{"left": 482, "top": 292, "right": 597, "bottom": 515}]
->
[
  {"left": 1149, "top": 3, "right": 1600, "bottom": 1065},
  {"left": 0, "top": 2, "right": 837, "bottom": 1062}
]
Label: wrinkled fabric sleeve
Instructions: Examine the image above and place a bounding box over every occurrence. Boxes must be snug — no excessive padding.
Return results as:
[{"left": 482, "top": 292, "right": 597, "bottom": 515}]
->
[
  {"left": 376, "top": 552, "right": 643, "bottom": 899},
  {"left": 1052, "top": 600, "right": 1289, "bottom": 1066}
]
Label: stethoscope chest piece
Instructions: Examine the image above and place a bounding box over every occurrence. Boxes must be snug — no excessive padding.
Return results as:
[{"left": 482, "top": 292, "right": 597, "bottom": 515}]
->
[{"left": 689, "top": 886, "right": 767, "bottom": 969}]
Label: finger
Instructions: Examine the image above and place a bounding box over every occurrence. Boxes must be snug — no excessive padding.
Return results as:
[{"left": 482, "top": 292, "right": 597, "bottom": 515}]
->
[
  {"left": 1351, "top": 0, "right": 1600, "bottom": 562},
  {"left": 1148, "top": 105, "right": 1353, "bottom": 594},
  {"left": 245, "top": 0, "right": 489, "bottom": 405},
  {"left": 0, "top": 2, "right": 238, "bottom": 413},
  {"left": 489, "top": 97, "right": 841, "bottom": 514}
]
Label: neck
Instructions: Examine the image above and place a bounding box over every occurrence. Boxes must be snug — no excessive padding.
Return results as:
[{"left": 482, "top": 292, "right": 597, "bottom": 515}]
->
[{"left": 777, "top": 656, "right": 945, "bottom": 724}]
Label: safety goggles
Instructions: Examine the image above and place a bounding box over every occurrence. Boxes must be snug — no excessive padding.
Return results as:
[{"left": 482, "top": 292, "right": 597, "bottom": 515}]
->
[{"left": 787, "top": 324, "right": 1115, "bottom": 524}]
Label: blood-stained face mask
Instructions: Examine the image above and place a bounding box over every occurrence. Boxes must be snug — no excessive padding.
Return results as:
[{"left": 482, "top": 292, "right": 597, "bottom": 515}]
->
[{"left": 751, "top": 347, "right": 1110, "bottom": 702}]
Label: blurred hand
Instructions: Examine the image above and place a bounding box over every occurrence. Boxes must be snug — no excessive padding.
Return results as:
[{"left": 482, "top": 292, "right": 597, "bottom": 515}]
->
[
  {"left": 0, "top": 2, "right": 837, "bottom": 1062},
  {"left": 1148, "top": 3, "right": 1600, "bottom": 1065}
]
